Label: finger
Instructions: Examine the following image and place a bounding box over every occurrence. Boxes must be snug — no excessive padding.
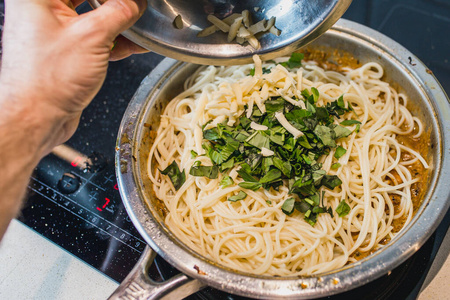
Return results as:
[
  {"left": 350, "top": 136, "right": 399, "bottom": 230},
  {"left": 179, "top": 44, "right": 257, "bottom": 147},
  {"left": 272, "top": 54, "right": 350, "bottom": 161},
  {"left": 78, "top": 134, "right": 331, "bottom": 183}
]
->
[
  {"left": 86, "top": 0, "right": 147, "bottom": 42},
  {"left": 109, "top": 35, "right": 149, "bottom": 61}
]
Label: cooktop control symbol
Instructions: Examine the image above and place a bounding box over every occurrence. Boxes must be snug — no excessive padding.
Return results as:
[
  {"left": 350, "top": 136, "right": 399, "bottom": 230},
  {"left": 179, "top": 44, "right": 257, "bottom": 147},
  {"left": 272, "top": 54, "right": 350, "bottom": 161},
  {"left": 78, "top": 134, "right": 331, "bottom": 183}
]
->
[{"left": 57, "top": 173, "right": 81, "bottom": 194}]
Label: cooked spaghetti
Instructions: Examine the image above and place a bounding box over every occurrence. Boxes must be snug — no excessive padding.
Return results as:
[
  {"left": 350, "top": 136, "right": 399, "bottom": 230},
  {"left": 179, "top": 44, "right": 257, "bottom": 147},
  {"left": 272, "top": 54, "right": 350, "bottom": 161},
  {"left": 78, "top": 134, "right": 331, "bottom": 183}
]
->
[{"left": 147, "top": 54, "right": 428, "bottom": 276}]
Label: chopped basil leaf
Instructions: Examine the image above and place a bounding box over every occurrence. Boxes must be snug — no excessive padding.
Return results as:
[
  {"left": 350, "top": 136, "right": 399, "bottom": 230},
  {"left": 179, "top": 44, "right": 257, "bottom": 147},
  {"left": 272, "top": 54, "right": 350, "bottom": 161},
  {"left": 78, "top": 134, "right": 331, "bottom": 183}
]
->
[
  {"left": 219, "top": 176, "right": 234, "bottom": 188},
  {"left": 315, "top": 107, "right": 329, "bottom": 123},
  {"left": 220, "top": 158, "right": 235, "bottom": 171},
  {"left": 285, "top": 107, "right": 312, "bottom": 123},
  {"left": 333, "top": 125, "right": 352, "bottom": 139},
  {"left": 312, "top": 169, "right": 326, "bottom": 185},
  {"left": 321, "top": 175, "right": 342, "bottom": 190},
  {"left": 348, "top": 102, "right": 358, "bottom": 117},
  {"left": 334, "top": 146, "right": 347, "bottom": 159},
  {"left": 311, "top": 87, "right": 319, "bottom": 103},
  {"left": 160, "top": 161, "right": 186, "bottom": 190},
  {"left": 269, "top": 131, "right": 284, "bottom": 145},
  {"left": 306, "top": 100, "right": 316, "bottom": 114},
  {"left": 283, "top": 137, "right": 296, "bottom": 151},
  {"left": 246, "top": 131, "right": 270, "bottom": 149},
  {"left": 301, "top": 89, "right": 311, "bottom": 100},
  {"left": 337, "top": 95, "right": 345, "bottom": 109},
  {"left": 228, "top": 191, "right": 247, "bottom": 202},
  {"left": 295, "top": 201, "right": 311, "bottom": 213},
  {"left": 314, "top": 125, "right": 336, "bottom": 147},
  {"left": 309, "top": 193, "right": 320, "bottom": 206},
  {"left": 291, "top": 179, "right": 315, "bottom": 196},
  {"left": 280, "top": 52, "right": 304, "bottom": 69},
  {"left": 265, "top": 98, "right": 285, "bottom": 113},
  {"left": 239, "top": 117, "right": 252, "bottom": 129},
  {"left": 251, "top": 106, "right": 263, "bottom": 117},
  {"left": 331, "top": 163, "right": 341, "bottom": 170},
  {"left": 259, "top": 169, "right": 282, "bottom": 184},
  {"left": 203, "top": 128, "right": 220, "bottom": 141},
  {"left": 247, "top": 152, "right": 262, "bottom": 170},
  {"left": 238, "top": 181, "right": 262, "bottom": 191},
  {"left": 234, "top": 130, "right": 249, "bottom": 142},
  {"left": 336, "top": 199, "right": 351, "bottom": 217},
  {"left": 302, "top": 154, "right": 313, "bottom": 165},
  {"left": 273, "top": 157, "right": 292, "bottom": 177},
  {"left": 297, "top": 135, "right": 312, "bottom": 149},
  {"left": 217, "top": 143, "right": 237, "bottom": 163},
  {"left": 340, "top": 119, "right": 361, "bottom": 126},
  {"left": 189, "top": 164, "right": 218, "bottom": 179},
  {"left": 281, "top": 198, "right": 295, "bottom": 214},
  {"left": 237, "top": 165, "right": 259, "bottom": 182}
]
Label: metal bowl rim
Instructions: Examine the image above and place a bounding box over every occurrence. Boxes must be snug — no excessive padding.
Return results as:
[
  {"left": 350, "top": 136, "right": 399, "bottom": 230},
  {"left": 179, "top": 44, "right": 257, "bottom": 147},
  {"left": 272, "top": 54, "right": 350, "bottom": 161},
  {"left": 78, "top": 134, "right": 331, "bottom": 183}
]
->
[{"left": 87, "top": 0, "right": 352, "bottom": 66}]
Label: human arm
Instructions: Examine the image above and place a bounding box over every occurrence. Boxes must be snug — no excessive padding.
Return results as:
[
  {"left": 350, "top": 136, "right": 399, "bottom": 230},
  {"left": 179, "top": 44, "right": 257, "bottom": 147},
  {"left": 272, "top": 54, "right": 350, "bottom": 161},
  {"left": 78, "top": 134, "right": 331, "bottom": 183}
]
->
[{"left": 0, "top": 0, "right": 147, "bottom": 239}]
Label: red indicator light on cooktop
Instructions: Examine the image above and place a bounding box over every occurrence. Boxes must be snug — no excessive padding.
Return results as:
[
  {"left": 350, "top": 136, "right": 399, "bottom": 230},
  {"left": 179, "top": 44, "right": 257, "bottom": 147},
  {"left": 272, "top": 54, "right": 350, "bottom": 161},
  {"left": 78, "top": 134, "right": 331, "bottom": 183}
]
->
[
  {"left": 96, "top": 198, "right": 110, "bottom": 212},
  {"left": 71, "top": 156, "right": 83, "bottom": 167}
]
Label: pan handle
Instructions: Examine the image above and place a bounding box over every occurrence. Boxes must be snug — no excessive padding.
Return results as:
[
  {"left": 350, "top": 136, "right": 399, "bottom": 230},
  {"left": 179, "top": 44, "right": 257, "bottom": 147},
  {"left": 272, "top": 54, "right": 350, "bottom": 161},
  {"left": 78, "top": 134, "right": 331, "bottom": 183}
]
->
[{"left": 108, "top": 246, "right": 207, "bottom": 300}]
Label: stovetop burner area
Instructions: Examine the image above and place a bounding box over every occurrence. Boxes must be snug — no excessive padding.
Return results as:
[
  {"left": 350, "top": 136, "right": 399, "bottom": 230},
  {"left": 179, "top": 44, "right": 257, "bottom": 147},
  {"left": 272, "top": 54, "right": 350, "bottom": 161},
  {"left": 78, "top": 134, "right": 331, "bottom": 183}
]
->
[{"left": 0, "top": 0, "right": 448, "bottom": 299}]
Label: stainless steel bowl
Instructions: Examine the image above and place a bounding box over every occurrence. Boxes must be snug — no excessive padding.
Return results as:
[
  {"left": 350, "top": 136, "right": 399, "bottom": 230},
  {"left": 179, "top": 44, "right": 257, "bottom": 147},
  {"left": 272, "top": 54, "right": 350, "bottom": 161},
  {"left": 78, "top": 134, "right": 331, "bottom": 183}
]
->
[
  {"left": 87, "top": 0, "right": 351, "bottom": 65},
  {"left": 111, "top": 19, "right": 450, "bottom": 299}
]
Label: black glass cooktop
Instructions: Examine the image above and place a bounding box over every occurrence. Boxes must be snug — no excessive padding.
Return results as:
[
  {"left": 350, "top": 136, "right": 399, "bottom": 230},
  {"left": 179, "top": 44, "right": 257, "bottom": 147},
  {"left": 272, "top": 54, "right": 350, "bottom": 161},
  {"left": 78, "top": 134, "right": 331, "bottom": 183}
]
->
[{"left": 0, "top": 0, "right": 448, "bottom": 299}]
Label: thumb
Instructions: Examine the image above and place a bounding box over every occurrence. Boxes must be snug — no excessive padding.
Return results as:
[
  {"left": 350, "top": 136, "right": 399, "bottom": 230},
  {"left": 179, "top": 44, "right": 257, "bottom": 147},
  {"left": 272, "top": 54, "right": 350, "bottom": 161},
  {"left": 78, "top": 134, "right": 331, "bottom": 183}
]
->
[{"left": 86, "top": 0, "right": 147, "bottom": 42}]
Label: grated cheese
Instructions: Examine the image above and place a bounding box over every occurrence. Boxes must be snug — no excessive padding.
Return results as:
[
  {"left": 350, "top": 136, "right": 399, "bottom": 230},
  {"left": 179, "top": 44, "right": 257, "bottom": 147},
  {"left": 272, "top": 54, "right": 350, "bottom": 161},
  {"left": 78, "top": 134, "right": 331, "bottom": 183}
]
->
[
  {"left": 275, "top": 112, "right": 304, "bottom": 139},
  {"left": 250, "top": 122, "right": 268, "bottom": 131},
  {"left": 261, "top": 147, "right": 274, "bottom": 157}
]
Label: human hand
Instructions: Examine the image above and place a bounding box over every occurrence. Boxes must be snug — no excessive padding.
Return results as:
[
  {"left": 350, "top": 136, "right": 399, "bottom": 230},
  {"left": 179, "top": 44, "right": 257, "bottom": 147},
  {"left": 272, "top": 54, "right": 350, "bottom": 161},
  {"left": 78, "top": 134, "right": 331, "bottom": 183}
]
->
[
  {"left": 0, "top": 0, "right": 148, "bottom": 239},
  {"left": 0, "top": 0, "right": 148, "bottom": 154}
]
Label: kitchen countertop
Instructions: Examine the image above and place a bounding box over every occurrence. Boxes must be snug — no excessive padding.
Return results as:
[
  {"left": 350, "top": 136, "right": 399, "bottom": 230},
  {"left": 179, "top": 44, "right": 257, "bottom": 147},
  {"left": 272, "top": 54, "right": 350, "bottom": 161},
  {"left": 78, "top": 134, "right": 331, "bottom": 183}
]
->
[{"left": 419, "top": 227, "right": 450, "bottom": 299}]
